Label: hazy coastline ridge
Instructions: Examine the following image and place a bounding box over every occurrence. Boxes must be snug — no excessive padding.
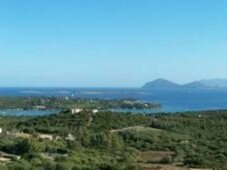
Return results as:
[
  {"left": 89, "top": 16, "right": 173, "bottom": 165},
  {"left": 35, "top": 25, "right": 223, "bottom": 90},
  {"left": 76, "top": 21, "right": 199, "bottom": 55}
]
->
[{"left": 142, "top": 78, "right": 227, "bottom": 89}]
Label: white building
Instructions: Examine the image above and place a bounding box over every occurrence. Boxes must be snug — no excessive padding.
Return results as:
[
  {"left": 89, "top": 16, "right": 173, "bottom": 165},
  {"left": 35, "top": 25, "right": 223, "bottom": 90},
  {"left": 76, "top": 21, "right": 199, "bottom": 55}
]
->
[
  {"left": 35, "top": 106, "right": 47, "bottom": 110},
  {"left": 71, "top": 108, "right": 83, "bottom": 114},
  {"left": 38, "top": 134, "right": 53, "bottom": 140},
  {"left": 65, "top": 133, "right": 75, "bottom": 141},
  {"left": 92, "top": 109, "right": 99, "bottom": 114}
]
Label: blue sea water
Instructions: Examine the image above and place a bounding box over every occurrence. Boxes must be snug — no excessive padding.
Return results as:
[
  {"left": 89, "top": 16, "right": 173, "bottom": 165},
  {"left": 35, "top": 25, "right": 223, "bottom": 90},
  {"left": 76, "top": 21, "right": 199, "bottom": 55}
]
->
[
  {"left": 0, "top": 109, "right": 56, "bottom": 116},
  {"left": 0, "top": 88, "right": 227, "bottom": 114}
]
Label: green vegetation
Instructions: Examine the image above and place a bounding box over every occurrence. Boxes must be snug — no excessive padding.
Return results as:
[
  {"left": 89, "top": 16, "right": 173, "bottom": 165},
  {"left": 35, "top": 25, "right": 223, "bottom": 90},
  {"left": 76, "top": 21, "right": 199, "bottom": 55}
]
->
[
  {"left": 0, "top": 97, "right": 160, "bottom": 110},
  {"left": 0, "top": 97, "right": 226, "bottom": 169}
]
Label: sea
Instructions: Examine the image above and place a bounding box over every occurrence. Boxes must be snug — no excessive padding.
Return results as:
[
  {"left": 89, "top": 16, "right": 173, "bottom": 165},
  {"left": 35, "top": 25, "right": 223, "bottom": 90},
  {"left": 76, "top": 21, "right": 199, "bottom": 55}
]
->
[{"left": 0, "top": 87, "right": 227, "bottom": 115}]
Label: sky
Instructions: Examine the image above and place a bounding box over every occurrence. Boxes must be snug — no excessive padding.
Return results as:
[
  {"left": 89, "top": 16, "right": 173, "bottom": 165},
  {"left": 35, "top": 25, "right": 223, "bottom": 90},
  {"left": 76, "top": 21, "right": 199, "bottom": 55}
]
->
[{"left": 0, "top": 0, "right": 227, "bottom": 87}]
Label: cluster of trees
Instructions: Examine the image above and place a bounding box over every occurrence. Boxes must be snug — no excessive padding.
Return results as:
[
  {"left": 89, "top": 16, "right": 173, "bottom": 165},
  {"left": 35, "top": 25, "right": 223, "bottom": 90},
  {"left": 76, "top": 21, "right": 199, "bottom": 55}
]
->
[
  {"left": 121, "top": 111, "right": 227, "bottom": 169},
  {"left": 97, "top": 99, "right": 161, "bottom": 109},
  {"left": 14, "top": 110, "right": 152, "bottom": 135}
]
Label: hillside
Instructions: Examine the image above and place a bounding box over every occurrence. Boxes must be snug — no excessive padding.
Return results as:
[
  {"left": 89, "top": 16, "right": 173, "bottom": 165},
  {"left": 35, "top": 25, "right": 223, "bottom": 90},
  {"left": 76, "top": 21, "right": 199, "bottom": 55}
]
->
[
  {"left": 200, "top": 78, "right": 227, "bottom": 88},
  {"left": 182, "top": 81, "right": 207, "bottom": 89},
  {"left": 142, "top": 79, "right": 180, "bottom": 89}
]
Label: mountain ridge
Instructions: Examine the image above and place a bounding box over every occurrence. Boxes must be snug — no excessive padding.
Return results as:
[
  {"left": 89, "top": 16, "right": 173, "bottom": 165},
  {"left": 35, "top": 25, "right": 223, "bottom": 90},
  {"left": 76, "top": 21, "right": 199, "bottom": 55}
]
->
[{"left": 142, "top": 78, "right": 227, "bottom": 89}]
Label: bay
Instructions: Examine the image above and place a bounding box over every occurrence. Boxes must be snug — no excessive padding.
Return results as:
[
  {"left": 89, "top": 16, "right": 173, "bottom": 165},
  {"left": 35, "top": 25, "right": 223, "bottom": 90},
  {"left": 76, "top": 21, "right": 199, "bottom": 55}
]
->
[{"left": 0, "top": 88, "right": 227, "bottom": 114}]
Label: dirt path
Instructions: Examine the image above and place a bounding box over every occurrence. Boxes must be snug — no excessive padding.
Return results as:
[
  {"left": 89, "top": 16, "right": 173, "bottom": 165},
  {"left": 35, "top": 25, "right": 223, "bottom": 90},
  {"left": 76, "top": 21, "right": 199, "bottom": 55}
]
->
[
  {"left": 109, "top": 125, "right": 146, "bottom": 133},
  {"left": 109, "top": 125, "right": 163, "bottom": 133}
]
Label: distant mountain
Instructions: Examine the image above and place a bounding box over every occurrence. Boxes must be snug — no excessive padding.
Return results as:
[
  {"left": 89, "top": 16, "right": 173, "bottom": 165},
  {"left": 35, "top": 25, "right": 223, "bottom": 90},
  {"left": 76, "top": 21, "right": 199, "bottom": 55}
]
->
[
  {"left": 199, "top": 79, "right": 227, "bottom": 88},
  {"left": 182, "top": 81, "right": 208, "bottom": 89},
  {"left": 142, "top": 78, "right": 227, "bottom": 90},
  {"left": 142, "top": 79, "right": 209, "bottom": 90},
  {"left": 142, "top": 79, "right": 181, "bottom": 89}
]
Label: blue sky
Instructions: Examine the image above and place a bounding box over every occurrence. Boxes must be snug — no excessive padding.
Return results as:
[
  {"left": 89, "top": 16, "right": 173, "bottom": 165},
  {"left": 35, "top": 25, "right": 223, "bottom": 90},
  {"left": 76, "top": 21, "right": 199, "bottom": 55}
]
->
[{"left": 0, "top": 0, "right": 227, "bottom": 87}]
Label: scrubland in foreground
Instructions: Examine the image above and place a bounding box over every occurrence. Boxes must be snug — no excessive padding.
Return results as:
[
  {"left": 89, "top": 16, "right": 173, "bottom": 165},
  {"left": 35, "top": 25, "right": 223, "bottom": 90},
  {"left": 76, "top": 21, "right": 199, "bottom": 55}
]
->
[{"left": 0, "top": 98, "right": 226, "bottom": 170}]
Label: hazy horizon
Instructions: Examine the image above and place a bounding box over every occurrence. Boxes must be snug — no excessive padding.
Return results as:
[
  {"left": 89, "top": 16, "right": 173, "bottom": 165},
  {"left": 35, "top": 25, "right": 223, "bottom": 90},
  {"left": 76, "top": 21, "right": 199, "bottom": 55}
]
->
[
  {"left": 0, "top": 77, "right": 227, "bottom": 88},
  {"left": 1, "top": 0, "right": 227, "bottom": 87}
]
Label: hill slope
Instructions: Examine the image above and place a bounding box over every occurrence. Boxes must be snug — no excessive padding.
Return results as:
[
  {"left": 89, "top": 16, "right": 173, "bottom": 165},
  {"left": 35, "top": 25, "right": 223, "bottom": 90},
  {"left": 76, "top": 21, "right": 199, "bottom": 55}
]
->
[
  {"left": 142, "top": 79, "right": 180, "bottom": 89},
  {"left": 182, "top": 81, "right": 207, "bottom": 89},
  {"left": 200, "top": 78, "right": 227, "bottom": 88}
]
